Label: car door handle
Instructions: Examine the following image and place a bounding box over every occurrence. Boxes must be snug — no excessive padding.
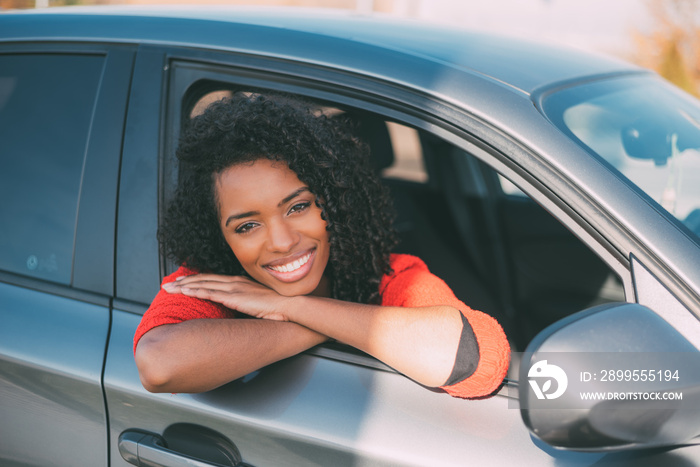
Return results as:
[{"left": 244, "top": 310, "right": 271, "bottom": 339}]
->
[{"left": 119, "top": 430, "right": 252, "bottom": 467}]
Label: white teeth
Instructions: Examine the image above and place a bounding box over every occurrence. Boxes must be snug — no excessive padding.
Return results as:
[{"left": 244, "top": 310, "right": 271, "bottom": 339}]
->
[{"left": 269, "top": 252, "right": 311, "bottom": 273}]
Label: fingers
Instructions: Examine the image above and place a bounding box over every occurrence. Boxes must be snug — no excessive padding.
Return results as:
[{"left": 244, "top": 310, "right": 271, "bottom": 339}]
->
[
  {"left": 163, "top": 274, "right": 252, "bottom": 293},
  {"left": 161, "top": 281, "right": 222, "bottom": 300},
  {"left": 174, "top": 273, "right": 249, "bottom": 286},
  {"left": 170, "top": 283, "right": 279, "bottom": 320},
  {"left": 164, "top": 280, "right": 227, "bottom": 293},
  {"left": 163, "top": 280, "right": 248, "bottom": 312},
  {"left": 159, "top": 273, "right": 288, "bottom": 321},
  {"left": 176, "top": 285, "right": 218, "bottom": 300},
  {"left": 175, "top": 273, "right": 234, "bottom": 283}
]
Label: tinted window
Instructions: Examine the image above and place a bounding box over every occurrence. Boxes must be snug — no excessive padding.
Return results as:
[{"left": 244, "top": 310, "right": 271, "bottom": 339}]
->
[
  {"left": 542, "top": 76, "right": 700, "bottom": 242},
  {"left": 0, "top": 54, "right": 104, "bottom": 284}
]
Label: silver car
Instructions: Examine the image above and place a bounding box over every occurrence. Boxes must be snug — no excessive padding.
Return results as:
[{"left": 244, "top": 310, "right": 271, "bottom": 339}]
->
[{"left": 1, "top": 6, "right": 699, "bottom": 466}]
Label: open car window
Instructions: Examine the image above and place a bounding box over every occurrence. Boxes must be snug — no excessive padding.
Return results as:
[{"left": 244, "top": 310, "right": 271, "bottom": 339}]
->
[{"left": 177, "top": 85, "right": 626, "bottom": 356}]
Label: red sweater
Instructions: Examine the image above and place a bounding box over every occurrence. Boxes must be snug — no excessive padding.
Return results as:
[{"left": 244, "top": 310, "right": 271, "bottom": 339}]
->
[{"left": 134, "top": 253, "right": 510, "bottom": 398}]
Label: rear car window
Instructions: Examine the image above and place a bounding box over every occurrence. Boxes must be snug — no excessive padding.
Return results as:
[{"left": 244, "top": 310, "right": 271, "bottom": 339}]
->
[{"left": 0, "top": 54, "right": 104, "bottom": 284}]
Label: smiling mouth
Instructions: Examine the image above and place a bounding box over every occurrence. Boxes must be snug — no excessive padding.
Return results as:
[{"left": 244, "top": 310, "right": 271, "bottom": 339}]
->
[
  {"left": 263, "top": 248, "right": 317, "bottom": 283},
  {"left": 267, "top": 250, "right": 313, "bottom": 273}
]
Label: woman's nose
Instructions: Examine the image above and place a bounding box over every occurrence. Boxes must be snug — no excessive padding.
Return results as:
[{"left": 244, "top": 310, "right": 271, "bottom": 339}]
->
[{"left": 267, "top": 219, "right": 299, "bottom": 253}]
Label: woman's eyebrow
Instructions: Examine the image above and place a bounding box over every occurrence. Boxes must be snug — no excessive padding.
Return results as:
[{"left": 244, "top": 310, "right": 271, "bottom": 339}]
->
[
  {"left": 224, "top": 187, "right": 310, "bottom": 227},
  {"left": 278, "top": 187, "right": 310, "bottom": 207},
  {"left": 224, "top": 210, "right": 259, "bottom": 227}
]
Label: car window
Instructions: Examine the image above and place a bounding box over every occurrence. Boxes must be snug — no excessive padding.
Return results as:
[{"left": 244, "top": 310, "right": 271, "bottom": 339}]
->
[
  {"left": 174, "top": 81, "right": 624, "bottom": 352},
  {"left": 189, "top": 89, "right": 426, "bottom": 182},
  {"left": 382, "top": 122, "right": 427, "bottom": 183},
  {"left": 498, "top": 174, "right": 527, "bottom": 197},
  {"left": 189, "top": 89, "right": 233, "bottom": 119},
  {"left": 542, "top": 75, "right": 700, "bottom": 242},
  {"left": 0, "top": 54, "right": 104, "bottom": 284}
]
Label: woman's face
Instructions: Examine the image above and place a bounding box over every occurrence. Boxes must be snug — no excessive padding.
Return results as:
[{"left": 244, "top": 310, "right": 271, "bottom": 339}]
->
[{"left": 215, "top": 159, "right": 330, "bottom": 297}]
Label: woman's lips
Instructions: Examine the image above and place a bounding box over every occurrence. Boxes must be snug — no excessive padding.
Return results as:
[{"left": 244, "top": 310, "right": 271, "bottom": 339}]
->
[{"left": 263, "top": 248, "right": 316, "bottom": 283}]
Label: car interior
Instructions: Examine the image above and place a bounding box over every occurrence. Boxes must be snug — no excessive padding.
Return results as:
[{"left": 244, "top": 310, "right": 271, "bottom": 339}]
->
[
  {"left": 343, "top": 107, "right": 625, "bottom": 351},
  {"left": 181, "top": 88, "right": 626, "bottom": 364}
]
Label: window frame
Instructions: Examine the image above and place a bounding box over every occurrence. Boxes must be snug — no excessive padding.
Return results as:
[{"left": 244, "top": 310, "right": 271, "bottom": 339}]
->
[{"left": 155, "top": 48, "right": 638, "bottom": 369}]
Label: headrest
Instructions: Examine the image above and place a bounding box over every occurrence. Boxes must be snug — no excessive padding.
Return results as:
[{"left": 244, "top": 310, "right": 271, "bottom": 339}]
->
[{"left": 347, "top": 112, "right": 394, "bottom": 172}]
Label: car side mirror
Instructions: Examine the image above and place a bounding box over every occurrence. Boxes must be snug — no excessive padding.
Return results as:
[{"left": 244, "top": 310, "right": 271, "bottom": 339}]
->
[{"left": 519, "top": 302, "right": 700, "bottom": 451}]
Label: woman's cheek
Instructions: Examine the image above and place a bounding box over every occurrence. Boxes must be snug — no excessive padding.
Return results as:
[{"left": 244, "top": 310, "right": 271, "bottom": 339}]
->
[{"left": 227, "top": 236, "right": 259, "bottom": 271}]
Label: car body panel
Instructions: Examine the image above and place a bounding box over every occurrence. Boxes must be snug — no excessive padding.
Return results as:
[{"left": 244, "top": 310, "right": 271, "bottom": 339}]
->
[
  {"left": 106, "top": 309, "right": 700, "bottom": 466},
  {"left": 72, "top": 47, "right": 135, "bottom": 296},
  {"left": 115, "top": 46, "right": 165, "bottom": 305},
  {"left": 0, "top": 282, "right": 110, "bottom": 467},
  {"left": 105, "top": 309, "right": 595, "bottom": 466},
  {"left": 0, "top": 6, "right": 636, "bottom": 95}
]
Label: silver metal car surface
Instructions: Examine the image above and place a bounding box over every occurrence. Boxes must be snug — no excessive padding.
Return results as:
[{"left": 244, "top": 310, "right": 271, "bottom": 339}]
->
[{"left": 1, "top": 6, "right": 699, "bottom": 466}]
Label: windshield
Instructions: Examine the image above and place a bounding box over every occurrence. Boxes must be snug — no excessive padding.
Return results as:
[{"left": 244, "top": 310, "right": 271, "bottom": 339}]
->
[{"left": 542, "top": 75, "right": 700, "bottom": 243}]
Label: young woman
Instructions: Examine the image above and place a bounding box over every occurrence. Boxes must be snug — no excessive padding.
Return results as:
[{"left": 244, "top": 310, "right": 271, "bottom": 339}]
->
[{"left": 134, "top": 93, "right": 509, "bottom": 398}]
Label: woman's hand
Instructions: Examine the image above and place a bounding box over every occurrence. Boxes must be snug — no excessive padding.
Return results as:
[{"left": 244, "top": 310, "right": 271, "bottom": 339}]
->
[{"left": 163, "top": 274, "right": 292, "bottom": 321}]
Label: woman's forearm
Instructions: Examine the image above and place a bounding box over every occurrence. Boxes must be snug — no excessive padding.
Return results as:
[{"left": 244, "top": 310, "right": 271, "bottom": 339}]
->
[
  {"left": 284, "top": 296, "right": 464, "bottom": 387},
  {"left": 158, "top": 274, "right": 467, "bottom": 389},
  {"left": 135, "top": 318, "right": 327, "bottom": 393}
]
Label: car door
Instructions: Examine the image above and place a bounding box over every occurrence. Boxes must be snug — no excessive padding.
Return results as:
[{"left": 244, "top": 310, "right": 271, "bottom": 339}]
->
[
  {"left": 104, "top": 45, "right": 700, "bottom": 467},
  {"left": 105, "top": 46, "right": 554, "bottom": 467},
  {"left": 0, "top": 44, "right": 133, "bottom": 466}
]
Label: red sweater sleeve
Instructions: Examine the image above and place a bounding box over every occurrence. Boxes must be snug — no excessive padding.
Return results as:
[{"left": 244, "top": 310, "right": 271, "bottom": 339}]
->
[
  {"left": 133, "top": 266, "right": 238, "bottom": 353},
  {"left": 380, "top": 254, "right": 510, "bottom": 398}
]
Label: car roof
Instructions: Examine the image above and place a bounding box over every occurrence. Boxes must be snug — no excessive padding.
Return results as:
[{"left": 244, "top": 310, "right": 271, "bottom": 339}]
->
[{"left": 0, "top": 5, "right": 643, "bottom": 96}]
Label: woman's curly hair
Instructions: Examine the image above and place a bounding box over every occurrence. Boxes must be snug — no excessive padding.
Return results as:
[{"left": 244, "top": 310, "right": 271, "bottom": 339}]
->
[{"left": 159, "top": 93, "right": 398, "bottom": 304}]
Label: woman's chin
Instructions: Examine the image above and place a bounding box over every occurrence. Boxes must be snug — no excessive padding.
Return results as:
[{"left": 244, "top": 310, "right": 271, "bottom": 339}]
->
[
  {"left": 271, "top": 281, "right": 319, "bottom": 297},
  {"left": 263, "top": 271, "right": 328, "bottom": 297}
]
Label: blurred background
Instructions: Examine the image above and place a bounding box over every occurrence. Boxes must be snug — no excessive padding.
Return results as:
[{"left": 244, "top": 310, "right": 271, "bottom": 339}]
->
[{"left": 2, "top": 0, "right": 700, "bottom": 96}]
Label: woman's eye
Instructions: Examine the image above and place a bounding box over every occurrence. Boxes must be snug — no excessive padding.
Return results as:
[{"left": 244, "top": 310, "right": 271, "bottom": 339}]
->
[
  {"left": 288, "top": 201, "right": 311, "bottom": 214},
  {"left": 235, "top": 222, "right": 258, "bottom": 234}
]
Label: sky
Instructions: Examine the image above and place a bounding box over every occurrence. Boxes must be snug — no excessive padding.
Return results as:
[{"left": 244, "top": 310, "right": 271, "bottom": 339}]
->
[{"left": 405, "top": 0, "right": 656, "bottom": 58}]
